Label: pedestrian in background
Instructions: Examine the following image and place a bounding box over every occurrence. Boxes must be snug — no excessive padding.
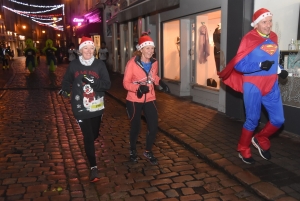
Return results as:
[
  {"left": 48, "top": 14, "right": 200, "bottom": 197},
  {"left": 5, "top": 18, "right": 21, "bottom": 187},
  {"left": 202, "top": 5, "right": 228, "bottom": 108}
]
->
[
  {"left": 123, "top": 33, "right": 170, "bottom": 165},
  {"left": 0, "top": 45, "right": 5, "bottom": 70},
  {"left": 59, "top": 36, "right": 111, "bottom": 182},
  {"left": 68, "top": 43, "right": 78, "bottom": 63},
  {"left": 98, "top": 41, "right": 109, "bottom": 66},
  {"left": 218, "top": 8, "right": 287, "bottom": 164},
  {"left": 3, "top": 46, "right": 11, "bottom": 70}
]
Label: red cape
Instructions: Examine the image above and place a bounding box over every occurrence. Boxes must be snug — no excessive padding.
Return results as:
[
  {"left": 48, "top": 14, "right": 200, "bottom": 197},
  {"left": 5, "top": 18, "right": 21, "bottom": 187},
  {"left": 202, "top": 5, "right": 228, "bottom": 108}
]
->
[{"left": 217, "top": 29, "right": 278, "bottom": 93}]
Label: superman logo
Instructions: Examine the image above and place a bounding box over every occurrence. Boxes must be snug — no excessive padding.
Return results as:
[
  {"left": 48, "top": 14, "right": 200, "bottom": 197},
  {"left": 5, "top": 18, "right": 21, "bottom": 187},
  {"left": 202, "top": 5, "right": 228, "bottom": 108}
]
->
[{"left": 260, "top": 44, "right": 278, "bottom": 56}]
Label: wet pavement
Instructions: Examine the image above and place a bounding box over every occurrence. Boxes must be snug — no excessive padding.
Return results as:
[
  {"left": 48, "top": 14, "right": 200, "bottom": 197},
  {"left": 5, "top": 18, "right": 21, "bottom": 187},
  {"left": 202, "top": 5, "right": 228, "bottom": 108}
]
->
[{"left": 0, "top": 57, "right": 299, "bottom": 201}]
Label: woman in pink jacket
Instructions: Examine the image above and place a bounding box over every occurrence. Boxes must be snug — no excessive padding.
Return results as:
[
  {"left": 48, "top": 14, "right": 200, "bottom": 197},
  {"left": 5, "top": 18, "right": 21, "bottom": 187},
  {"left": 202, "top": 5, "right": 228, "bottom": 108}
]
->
[{"left": 123, "top": 33, "right": 170, "bottom": 165}]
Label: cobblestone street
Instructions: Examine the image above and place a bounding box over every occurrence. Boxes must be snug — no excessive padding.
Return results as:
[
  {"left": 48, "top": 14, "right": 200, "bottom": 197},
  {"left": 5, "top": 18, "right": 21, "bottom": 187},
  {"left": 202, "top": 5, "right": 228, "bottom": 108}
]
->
[{"left": 0, "top": 57, "right": 267, "bottom": 201}]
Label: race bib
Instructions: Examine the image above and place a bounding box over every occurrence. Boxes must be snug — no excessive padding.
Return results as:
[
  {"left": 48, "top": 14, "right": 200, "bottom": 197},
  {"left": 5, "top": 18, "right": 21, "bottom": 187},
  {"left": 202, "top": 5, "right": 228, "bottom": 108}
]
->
[{"left": 89, "top": 96, "right": 104, "bottom": 112}]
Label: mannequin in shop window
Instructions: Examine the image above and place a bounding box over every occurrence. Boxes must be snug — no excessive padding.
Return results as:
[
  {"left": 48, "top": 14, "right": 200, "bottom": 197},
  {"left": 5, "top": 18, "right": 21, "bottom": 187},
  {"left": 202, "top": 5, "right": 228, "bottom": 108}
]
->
[
  {"left": 213, "top": 23, "right": 221, "bottom": 72},
  {"left": 198, "top": 22, "right": 210, "bottom": 64}
]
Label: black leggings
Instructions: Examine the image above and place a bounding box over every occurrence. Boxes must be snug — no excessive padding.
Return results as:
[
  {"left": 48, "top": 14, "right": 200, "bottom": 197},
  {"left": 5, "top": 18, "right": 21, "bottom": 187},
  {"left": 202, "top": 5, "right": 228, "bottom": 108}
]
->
[
  {"left": 26, "top": 56, "right": 36, "bottom": 67},
  {"left": 2, "top": 58, "right": 8, "bottom": 66},
  {"left": 126, "top": 100, "right": 158, "bottom": 151},
  {"left": 77, "top": 115, "right": 102, "bottom": 167}
]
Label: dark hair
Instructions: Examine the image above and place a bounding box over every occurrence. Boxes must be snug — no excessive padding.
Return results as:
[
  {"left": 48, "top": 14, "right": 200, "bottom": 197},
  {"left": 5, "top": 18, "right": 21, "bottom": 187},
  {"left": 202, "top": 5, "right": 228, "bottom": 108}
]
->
[{"left": 101, "top": 41, "right": 106, "bottom": 45}]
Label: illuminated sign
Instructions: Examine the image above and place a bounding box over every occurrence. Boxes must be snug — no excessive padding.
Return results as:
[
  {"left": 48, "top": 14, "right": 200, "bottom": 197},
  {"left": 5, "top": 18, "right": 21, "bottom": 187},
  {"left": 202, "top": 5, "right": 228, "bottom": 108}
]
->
[{"left": 73, "top": 18, "right": 84, "bottom": 23}]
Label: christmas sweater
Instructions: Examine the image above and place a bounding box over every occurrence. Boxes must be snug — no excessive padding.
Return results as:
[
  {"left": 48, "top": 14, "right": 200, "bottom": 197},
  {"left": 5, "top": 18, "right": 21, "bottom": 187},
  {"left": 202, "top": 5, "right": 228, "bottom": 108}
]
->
[{"left": 61, "top": 59, "right": 111, "bottom": 119}]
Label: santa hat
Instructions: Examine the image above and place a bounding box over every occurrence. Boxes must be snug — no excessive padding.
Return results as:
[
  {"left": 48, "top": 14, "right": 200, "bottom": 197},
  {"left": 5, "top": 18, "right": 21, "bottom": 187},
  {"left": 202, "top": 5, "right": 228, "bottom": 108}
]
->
[
  {"left": 137, "top": 34, "right": 155, "bottom": 50},
  {"left": 251, "top": 8, "right": 272, "bottom": 27},
  {"left": 79, "top": 36, "right": 95, "bottom": 50}
]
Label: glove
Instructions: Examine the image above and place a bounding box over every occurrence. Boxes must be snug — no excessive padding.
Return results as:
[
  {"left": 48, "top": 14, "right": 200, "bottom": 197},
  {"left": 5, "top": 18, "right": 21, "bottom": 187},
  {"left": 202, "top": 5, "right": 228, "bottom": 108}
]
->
[
  {"left": 260, "top": 60, "right": 274, "bottom": 71},
  {"left": 82, "top": 75, "right": 96, "bottom": 87},
  {"left": 137, "top": 85, "right": 149, "bottom": 98},
  {"left": 58, "top": 89, "right": 70, "bottom": 98},
  {"left": 279, "top": 69, "right": 288, "bottom": 79},
  {"left": 159, "top": 80, "right": 171, "bottom": 93}
]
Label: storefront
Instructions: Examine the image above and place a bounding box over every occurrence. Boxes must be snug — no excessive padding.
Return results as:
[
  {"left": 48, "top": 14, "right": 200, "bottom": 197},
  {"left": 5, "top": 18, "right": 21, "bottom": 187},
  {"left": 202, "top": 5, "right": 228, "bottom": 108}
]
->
[
  {"left": 109, "top": 0, "right": 227, "bottom": 109},
  {"left": 108, "top": 0, "right": 180, "bottom": 73},
  {"left": 108, "top": 0, "right": 257, "bottom": 111},
  {"left": 158, "top": 0, "right": 227, "bottom": 111},
  {"left": 161, "top": 8, "right": 223, "bottom": 109}
]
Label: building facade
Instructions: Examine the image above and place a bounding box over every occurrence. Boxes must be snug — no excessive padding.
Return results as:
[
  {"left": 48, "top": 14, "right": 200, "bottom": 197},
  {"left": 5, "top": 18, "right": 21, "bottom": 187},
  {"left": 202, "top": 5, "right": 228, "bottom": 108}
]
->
[{"left": 103, "top": 0, "right": 300, "bottom": 135}]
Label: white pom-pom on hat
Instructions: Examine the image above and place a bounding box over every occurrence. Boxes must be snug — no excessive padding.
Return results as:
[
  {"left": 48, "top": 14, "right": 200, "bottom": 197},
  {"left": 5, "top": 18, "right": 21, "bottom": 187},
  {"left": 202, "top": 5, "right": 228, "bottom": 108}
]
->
[
  {"left": 251, "top": 8, "right": 272, "bottom": 27},
  {"left": 138, "top": 35, "right": 155, "bottom": 50},
  {"left": 79, "top": 36, "right": 95, "bottom": 50}
]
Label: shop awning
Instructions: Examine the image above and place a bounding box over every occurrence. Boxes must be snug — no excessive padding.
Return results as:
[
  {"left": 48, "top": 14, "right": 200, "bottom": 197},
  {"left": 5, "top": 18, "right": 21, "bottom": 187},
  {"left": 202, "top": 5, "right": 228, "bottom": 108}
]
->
[{"left": 116, "top": 0, "right": 180, "bottom": 23}]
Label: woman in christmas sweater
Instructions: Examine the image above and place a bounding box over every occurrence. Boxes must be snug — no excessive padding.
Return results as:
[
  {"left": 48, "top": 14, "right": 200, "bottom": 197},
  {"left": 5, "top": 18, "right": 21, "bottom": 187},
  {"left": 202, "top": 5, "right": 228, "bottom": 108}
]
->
[{"left": 59, "top": 36, "right": 111, "bottom": 182}]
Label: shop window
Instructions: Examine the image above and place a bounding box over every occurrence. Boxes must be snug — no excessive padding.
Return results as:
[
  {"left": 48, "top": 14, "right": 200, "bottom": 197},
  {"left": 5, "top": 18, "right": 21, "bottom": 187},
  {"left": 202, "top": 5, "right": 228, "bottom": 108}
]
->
[
  {"left": 163, "top": 20, "right": 180, "bottom": 80},
  {"left": 196, "top": 10, "right": 222, "bottom": 89},
  {"left": 132, "top": 20, "right": 139, "bottom": 51}
]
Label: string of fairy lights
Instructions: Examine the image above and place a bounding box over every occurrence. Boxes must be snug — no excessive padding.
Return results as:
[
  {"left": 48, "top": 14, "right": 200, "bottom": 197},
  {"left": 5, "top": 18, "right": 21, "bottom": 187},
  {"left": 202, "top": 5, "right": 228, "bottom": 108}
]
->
[{"left": 3, "top": 0, "right": 64, "bottom": 31}]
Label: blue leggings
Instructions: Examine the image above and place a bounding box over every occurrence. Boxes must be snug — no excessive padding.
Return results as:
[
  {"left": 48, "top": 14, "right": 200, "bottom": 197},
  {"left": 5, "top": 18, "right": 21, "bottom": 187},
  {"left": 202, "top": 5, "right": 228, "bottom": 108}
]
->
[{"left": 243, "top": 81, "right": 284, "bottom": 131}]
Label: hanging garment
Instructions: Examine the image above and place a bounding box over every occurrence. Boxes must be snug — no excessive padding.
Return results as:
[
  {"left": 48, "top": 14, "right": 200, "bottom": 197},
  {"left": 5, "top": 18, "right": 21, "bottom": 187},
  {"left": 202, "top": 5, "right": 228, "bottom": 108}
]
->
[
  {"left": 198, "top": 24, "right": 210, "bottom": 64},
  {"left": 213, "top": 27, "right": 221, "bottom": 71}
]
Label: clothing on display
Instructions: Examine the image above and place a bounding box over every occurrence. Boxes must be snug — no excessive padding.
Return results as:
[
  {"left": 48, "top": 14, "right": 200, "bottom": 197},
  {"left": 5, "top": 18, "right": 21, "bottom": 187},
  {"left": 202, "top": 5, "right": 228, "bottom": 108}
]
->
[
  {"left": 213, "top": 24, "right": 221, "bottom": 71},
  {"left": 198, "top": 22, "right": 210, "bottom": 64}
]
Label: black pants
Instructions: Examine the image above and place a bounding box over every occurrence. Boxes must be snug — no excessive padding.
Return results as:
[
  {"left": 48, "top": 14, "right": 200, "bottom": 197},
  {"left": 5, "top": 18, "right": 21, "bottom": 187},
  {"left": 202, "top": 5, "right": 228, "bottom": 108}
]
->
[
  {"left": 2, "top": 58, "right": 8, "bottom": 66},
  {"left": 26, "top": 56, "right": 36, "bottom": 67},
  {"left": 126, "top": 100, "right": 158, "bottom": 151},
  {"left": 77, "top": 115, "right": 102, "bottom": 167}
]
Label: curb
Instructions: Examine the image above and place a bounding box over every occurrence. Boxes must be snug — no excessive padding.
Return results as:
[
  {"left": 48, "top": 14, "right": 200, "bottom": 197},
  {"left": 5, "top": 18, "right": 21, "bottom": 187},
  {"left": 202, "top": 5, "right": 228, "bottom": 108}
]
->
[{"left": 106, "top": 91, "right": 296, "bottom": 201}]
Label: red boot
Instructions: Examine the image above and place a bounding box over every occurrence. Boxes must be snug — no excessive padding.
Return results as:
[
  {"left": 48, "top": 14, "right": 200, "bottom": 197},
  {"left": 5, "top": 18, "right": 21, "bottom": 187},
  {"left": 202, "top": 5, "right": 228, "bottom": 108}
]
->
[
  {"left": 254, "top": 121, "right": 279, "bottom": 150},
  {"left": 237, "top": 128, "right": 255, "bottom": 164},
  {"left": 251, "top": 121, "right": 279, "bottom": 160}
]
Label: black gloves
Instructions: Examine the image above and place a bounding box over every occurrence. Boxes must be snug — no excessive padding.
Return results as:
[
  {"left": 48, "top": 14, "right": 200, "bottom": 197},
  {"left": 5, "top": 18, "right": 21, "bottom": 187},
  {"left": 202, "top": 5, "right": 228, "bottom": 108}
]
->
[
  {"left": 58, "top": 89, "right": 70, "bottom": 98},
  {"left": 82, "top": 75, "right": 96, "bottom": 87},
  {"left": 279, "top": 69, "right": 288, "bottom": 79},
  {"left": 137, "top": 85, "right": 149, "bottom": 98},
  {"left": 159, "top": 80, "right": 171, "bottom": 93},
  {"left": 260, "top": 60, "right": 274, "bottom": 71}
]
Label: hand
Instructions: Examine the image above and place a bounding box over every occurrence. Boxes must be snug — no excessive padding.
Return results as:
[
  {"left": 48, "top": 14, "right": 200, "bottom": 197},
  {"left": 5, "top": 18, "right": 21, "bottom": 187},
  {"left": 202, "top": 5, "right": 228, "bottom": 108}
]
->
[
  {"left": 137, "top": 85, "right": 149, "bottom": 98},
  {"left": 159, "top": 80, "right": 171, "bottom": 93},
  {"left": 82, "top": 75, "right": 96, "bottom": 86},
  {"left": 58, "top": 89, "right": 70, "bottom": 98},
  {"left": 279, "top": 69, "right": 288, "bottom": 79},
  {"left": 260, "top": 60, "right": 274, "bottom": 71}
]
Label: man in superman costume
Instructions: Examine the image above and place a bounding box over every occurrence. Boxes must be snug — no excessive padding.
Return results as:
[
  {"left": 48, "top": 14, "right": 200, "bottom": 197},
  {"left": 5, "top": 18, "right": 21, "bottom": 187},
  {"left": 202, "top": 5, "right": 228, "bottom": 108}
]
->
[{"left": 218, "top": 8, "right": 287, "bottom": 164}]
